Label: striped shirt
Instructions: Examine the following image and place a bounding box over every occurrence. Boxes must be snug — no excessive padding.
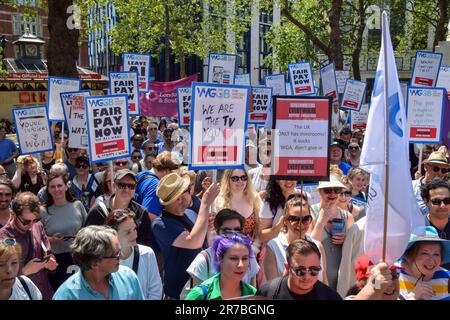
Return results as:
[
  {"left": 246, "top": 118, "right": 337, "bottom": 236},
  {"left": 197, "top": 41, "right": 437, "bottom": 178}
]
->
[{"left": 399, "top": 267, "right": 450, "bottom": 300}]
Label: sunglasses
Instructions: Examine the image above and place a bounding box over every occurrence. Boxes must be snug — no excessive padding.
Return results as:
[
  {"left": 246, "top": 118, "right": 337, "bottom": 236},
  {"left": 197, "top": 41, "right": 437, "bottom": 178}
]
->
[
  {"left": 286, "top": 215, "right": 313, "bottom": 226},
  {"left": 0, "top": 238, "right": 16, "bottom": 246},
  {"left": 230, "top": 175, "right": 248, "bottom": 182},
  {"left": 103, "top": 248, "right": 121, "bottom": 260},
  {"left": 148, "top": 128, "right": 158, "bottom": 131},
  {"left": 75, "top": 164, "right": 89, "bottom": 169},
  {"left": 17, "top": 215, "right": 41, "bottom": 226},
  {"left": 114, "top": 161, "right": 128, "bottom": 167},
  {"left": 117, "top": 182, "right": 136, "bottom": 190},
  {"left": 348, "top": 146, "right": 360, "bottom": 150},
  {"left": 132, "top": 156, "right": 142, "bottom": 160},
  {"left": 339, "top": 191, "right": 352, "bottom": 197},
  {"left": 322, "top": 188, "right": 342, "bottom": 194},
  {"left": 111, "top": 208, "right": 132, "bottom": 220},
  {"left": 430, "top": 166, "right": 450, "bottom": 174},
  {"left": 290, "top": 265, "right": 322, "bottom": 277},
  {"left": 430, "top": 197, "right": 450, "bottom": 206},
  {"left": 219, "top": 227, "right": 243, "bottom": 234}
]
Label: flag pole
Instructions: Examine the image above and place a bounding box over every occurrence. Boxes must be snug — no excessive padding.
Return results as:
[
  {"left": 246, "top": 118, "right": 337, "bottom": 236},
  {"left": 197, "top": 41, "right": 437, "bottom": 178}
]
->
[{"left": 381, "top": 11, "right": 390, "bottom": 263}]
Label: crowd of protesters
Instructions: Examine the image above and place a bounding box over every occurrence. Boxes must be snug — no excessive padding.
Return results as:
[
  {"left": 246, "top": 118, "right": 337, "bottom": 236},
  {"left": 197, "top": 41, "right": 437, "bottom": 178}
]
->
[{"left": 0, "top": 115, "right": 449, "bottom": 301}]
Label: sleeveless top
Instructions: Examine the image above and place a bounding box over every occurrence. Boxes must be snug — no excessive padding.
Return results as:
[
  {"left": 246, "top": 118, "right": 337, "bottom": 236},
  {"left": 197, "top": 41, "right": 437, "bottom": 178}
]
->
[
  {"left": 243, "top": 212, "right": 256, "bottom": 237},
  {"left": 310, "top": 204, "right": 350, "bottom": 290},
  {"left": 20, "top": 173, "right": 45, "bottom": 194}
]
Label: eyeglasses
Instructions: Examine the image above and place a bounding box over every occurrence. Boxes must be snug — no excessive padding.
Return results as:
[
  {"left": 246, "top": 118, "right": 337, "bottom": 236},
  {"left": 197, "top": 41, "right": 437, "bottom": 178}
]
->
[
  {"left": 219, "top": 227, "right": 243, "bottom": 234},
  {"left": 322, "top": 188, "right": 342, "bottom": 194},
  {"left": 286, "top": 215, "right": 313, "bottom": 226},
  {"left": 117, "top": 182, "right": 136, "bottom": 190},
  {"left": 110, "top": 208, "right": 132, "bottom": 221},
  {"left": 114, "top": 161, "right": 128, "bottom": 167},
  {"left": 430, "top": 166, "right": 450, "bottom": 174},
  {"left": 230, "top": 175, "right": 248, "bottom": 182},
  {"left": 430, "top": 197, "right": 450, "bottom": 206},
  {"left": 339, "top": 191, "right": 352, "bottom": 197},
  {"left": 17, "top": 215, "right": 41, "bottom": 226},
  {"left": 75, "top": 164, "right": 89, "bottom": 169},
  {"left": 132, "top": 156, "right": 142, "bottom": 160},
  {"left": 103, "top": 248, "right": 121, "bottom": 260},
  {"left": 348, "top": 146, "right": 360, "bottom": 150},
  {"left": 0, "top": 238, "right": 16, "bottom": 246},
  {"left": 148, "top": 128, "right": 157, "bottom": 131},
  {"left": 290, "top": 265, "right": 322, "bottom": 277}
]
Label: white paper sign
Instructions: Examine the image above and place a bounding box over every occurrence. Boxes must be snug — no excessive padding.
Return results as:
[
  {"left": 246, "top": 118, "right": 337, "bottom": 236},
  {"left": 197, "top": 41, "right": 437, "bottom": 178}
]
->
[
  {"left": 407, "top": 87, "right": 445, "bottom": 143},
  {"left": 13, "top": 106, "right": 53, "bottom": 155},
  {"left": 109, "top": 72, "right": 140, "bottom": 116},
  {"left": 122, "top": 53, "right": 151, "bottom": 93},
  {"left": 320, "top": 62, "right": 339, "bottom": 102},
  {"left": 249, "top": 87, "right": 272, "bottom": 124},
  {"left": 411, "top": 51, "right": 443, "bottom": 87},
  {"left": 235, "top": 73, "right": 250, "bottom": 86},
  {"left": 285, "top": 82, "right": 292, "bottom": 95},
  {"left": 335, "top": 70, "right": 349, "bottom": 94},
  {"left": 437, "top": 66, "right": 450, "bottom": 99},
  {"left": 288, "top": 62, "right": 314, "bottom": 95},
  {"left": 400, "top": 82, "right": 408, "bottom": 109},
  {"left": 207, "top": 53, "right": 237, "bottom": 84},
  {"left": 350, "top": 103, "right": 369, "bottom": 130},
  {"left": 48, "top": 77, "right": 80, "bottom": 121},
  {"left": 177, "top": 86, "right": 192, "bottom": 128},
  {"left": 341, "top": 79, "right": 366, "bottom": 111},
  {"left": 264, "top": 74, "right": 286, "bottom": 96},
  {"left": 61, "top": 90, "right": 90, "bottom": 149},
  {"left": 85, "top": 95, "right": 131, "bottom": 163},
  {"left": 189, "top": 82, "right": 250, "bottom": 169}
]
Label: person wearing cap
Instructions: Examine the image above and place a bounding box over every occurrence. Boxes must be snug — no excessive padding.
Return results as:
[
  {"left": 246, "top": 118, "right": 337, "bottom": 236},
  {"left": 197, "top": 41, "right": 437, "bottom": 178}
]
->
[
  {"left": 85, "top": 169, "right": 155, "bottom": 250},
  {"left": 398, "top": 226, "right": 450, "bottom": 300},
  {"left": 152, "top": 173, "right": 220, "bottom": 299},
  {"left": 412, "top": 151, "right": 450, "bottom": 216},
  {"left": 69, "top": 156, "right": 100, "bottom": 212},
  {"left": 310, "top": 173, "right": 355, "bottom": 290},
  {"left": 330, "top": 139, "right": 352, "bottom": 175}
]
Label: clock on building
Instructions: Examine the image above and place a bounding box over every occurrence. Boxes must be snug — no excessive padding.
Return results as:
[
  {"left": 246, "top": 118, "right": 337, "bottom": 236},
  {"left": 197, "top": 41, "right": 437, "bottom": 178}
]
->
[{"left": 25, "top": 44, "right": 38, "bottom": 56}]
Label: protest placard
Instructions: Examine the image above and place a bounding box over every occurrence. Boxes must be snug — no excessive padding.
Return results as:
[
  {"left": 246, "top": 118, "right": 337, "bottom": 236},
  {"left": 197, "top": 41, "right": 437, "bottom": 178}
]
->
[
  {"left": 249, "top": 87, "right": 272, "bottom": 124},
  {"left": 48, "top": 77, "right": 81, "bottom": 121},
  {"left": 340, "top": 79, "right": 367, "bottom": 111},
  {"left": 13, "top": 106, "right": 53, "bottom": 155},
  {"left": 189, "top": 82, "right": 250, "bottom": 170},
  {"left": 406, "top": 87, "right": 445, "bottom": 143},
  {"left": 335, "top": 70, "right": 349, "bottom": 94},
  {"left": 410, "top": 51, "right": 442, "bottom": 87},
  {"left": 349, "top": 103, "right": 369, "bottom": 130},
  {"left": 61, "top": 90, "right": 90, "bottom": 149},
  {"left": 400, "top": 82, "right": 408, "bottom": 109},
  {"left": 109, "top": 71, "right": 140, "bottom": 116},
  {"left": 285, "top": 82, "right": 292, "bottom": 95},
  {"left": 265, "top": 74, "right": 286, "bottom": 96},
  {"left": 235, "top": 73, "right": 250, "bottom": 86},
  {"left": 85, "top": 95, "right": 131, "bottom": 163},
  {"left": 437, "top": 66, "right": 450, "bottom": 100},
  {"left": 288, "top": 62, "right": 314, "bottom": 95},
  {"left": 272, "top": 96, "right": 332, "bottom": 181},
  {"left": 320, "top": 62, "right": 339, "bottom": 102},
  {"left": 122, "top": 53, "right": 151, "bottom": 93},
  {"left": 207, "top": 53, "right": 237, "bottom": 84},
  {"left": 177, "top": 86, "right": 192, "bottom": 128}
]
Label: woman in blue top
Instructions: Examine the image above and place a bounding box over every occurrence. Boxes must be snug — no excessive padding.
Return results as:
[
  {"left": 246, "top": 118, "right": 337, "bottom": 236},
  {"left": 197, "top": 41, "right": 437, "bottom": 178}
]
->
[{"left": 185, "top": 232, "right": 257, "bottom": 300}]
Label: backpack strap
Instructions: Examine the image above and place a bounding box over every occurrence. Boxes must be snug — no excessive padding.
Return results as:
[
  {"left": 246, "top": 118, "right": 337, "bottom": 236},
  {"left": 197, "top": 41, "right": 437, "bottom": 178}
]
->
[
  {"left": 18, "top": 276, "right": 32, "bottom": 300},
  {"left": 198, "top": 284, "right": 208, "bottom": 300},
  {"left": 132, "top": 245, "right": 140, "bottom": 274},
  {"left": 200, "top": 250, "right": 210, "bottom": 276},
  {"left": 268, "top": 276, "right": 284, "bottom": 300}
]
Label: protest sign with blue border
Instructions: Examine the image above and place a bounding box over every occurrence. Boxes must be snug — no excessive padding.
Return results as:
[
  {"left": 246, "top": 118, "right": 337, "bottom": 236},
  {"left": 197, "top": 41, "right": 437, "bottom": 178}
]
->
[
  {"left": 207, "top": 53, "right": 237, "bottom": 85},
  {"left": 264, "top": 74, "right": 286, "bottom": 96},
  {"left": 61, "top": 90, "right": 91, "bottom": 149},
  {"left": 177, "top": 86, "right": 192, "bottom": 128},
  {"left": 48, "top": 77, "right": 81, "bottom": 121},
  {"left": 340, "top": 79, "right": 367, "bottom": 111},
  {"left": 320, "top": 62, "right": 339, "bottom": 102},
  {"left": 109, "top": 71, "right": 140, "bottom": 116},
  {"left": 410, "top": 51, "right": 443, "bottom": 87},
  {"left": 288, "top": 62, "right": 314, "bottom": 95},
  {"left": 122, "top": 53, "right": 151, "bottom": 93}
]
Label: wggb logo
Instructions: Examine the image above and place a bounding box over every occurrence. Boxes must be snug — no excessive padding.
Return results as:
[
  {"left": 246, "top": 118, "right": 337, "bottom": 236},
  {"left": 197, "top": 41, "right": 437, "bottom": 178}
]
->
[{"left": 197, "top": 87, "right": 230, "bottom": 98}]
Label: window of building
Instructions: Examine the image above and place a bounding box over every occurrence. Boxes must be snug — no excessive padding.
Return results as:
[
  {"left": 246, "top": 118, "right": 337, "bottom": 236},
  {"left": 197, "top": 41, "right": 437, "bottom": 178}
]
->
[{"left": 12, "top": 15, "right": 43, "bottom": 37}]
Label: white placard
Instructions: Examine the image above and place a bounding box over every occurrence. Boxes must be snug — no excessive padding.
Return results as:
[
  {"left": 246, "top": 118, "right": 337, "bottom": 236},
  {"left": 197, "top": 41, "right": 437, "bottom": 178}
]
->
[
  {"left": 48, "top": 77, "right": 80, "bottom": 121},
  {"left": 340, "top": 79, "right": 367, "bottom": 111},
  {"left": 285, "top": 82, "right": 292, "bottom": 95},
  {"left": 249, "top": 87, "right": 272, "bottom": 124},
  {"left": 122, "top": 53, "right": 151, "bottom": 93},
  {"left": 234, "top": 73, "right": 250, "bottom": 86},
  {"left": 320, "top": 62, "right": 339, "bottom": 102},
  {"left": 265, "top": 74, "right": 286, "bottom": 96},
  {"left": 189, "top": 82, "right": 250, "bottom": 170},
  {"left": 85, "top": 95, "right": 131, "bottom": 163},
  {"left": 13, "top": 106, "right": 53, "bottom": 155},
  {"left": 437, "top": 66, "right": 450, "bottom": 99},
  {"left": 207, "top": 53, "right": 237, "bottom": 84},
  {"left": 410, "top": 51, "right": 443, "bottom": 87},
  {"left": 335, "top": 70, "right": 349, "bottom": 94},
  {"left": 109, "top": 71, "right": 140, "bottom": 115},
  {"left": 177, "top": 86, "right": 192, "bottom": 128},
  {"left": 406, "top": 87, "right": 445, "bottom": 143},
  {"left": 61, "top": 90, "right": 90, "bottom": 149},
  {"left": 288, "top": 62, "right": 314, "bottom": 95},
  {"left": 350, "top": 103, "right": 369, "bottom": 130}
]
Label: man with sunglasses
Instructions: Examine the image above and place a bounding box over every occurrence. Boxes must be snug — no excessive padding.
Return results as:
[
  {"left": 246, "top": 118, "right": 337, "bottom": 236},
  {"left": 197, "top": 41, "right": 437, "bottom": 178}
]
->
[
  {"left": 257, "top": 239, "right": 342, "bottom": 300},
  {"left": 0, "top": 192, "right": 57, "bottom": 300},
  {"left": 412, "top": 151, "right": 450, "bottom": 216}
]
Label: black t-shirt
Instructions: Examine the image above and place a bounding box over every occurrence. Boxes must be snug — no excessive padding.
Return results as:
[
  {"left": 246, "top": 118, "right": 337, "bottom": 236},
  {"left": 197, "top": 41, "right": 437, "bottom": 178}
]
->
[{"left": 257, "top": 276, "right": 342, "bottom": 300}]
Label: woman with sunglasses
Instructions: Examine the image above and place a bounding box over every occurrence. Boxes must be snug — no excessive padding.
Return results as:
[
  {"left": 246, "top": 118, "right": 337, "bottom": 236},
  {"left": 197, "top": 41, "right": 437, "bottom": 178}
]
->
[
  {"left": 264, "top": 196, "right": 327, "bottom": 283},
  {"left": 213, "top": 169, "right": 262, "bottom": 253},
  {"left": 0, "top": 238, "right": 42, "bottom": 300},
  {"left": 41, "top": 173, "right": 87, "bottom": 290},
  {"left": 337, "top": 176, "right": 365, "bottom": 222},
  {"left": 310, "top": 173, "right": 354, "bottom": 290},
  {"left": 69, "top": 156, "right": 100, "bottom": 212},
  {"left": 185, "top": 232, "right": 256, "bottom": 300},
  {"left": 105, "top": 209, "right": 162, "bottom": 300},
  {"left": 12, "top": 155, "right": 46, "bottom": 194}
]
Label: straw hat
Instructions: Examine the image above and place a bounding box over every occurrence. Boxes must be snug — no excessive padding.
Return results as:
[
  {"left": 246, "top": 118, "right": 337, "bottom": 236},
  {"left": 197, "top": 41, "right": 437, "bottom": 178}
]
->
[
  {"left": 423, "top": 151, "right": 449, "bottom": 167},
  {"left": 317, "top": 173, "right": 346, "bottom": 189},
  {"left": 156, "top": 173, "right": 190, "bottom": 206}
]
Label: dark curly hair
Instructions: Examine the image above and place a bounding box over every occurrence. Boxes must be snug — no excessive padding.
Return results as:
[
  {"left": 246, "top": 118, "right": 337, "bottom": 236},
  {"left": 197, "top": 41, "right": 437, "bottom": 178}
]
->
[{"left": 264, "top": 176, "right": 286, "bottom": 214}]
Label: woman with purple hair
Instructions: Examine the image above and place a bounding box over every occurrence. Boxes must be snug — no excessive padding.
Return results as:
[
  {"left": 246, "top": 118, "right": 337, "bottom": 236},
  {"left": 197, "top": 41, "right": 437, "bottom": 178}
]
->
[{"left": 185, "top": 232, "right": 257, "bottom": 300}]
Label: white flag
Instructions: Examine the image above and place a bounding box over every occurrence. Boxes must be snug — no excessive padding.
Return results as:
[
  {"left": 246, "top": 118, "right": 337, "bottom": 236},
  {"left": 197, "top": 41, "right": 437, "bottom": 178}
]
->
[{"left": 359, "top": 11, "right": 424, "bottom": 265}]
